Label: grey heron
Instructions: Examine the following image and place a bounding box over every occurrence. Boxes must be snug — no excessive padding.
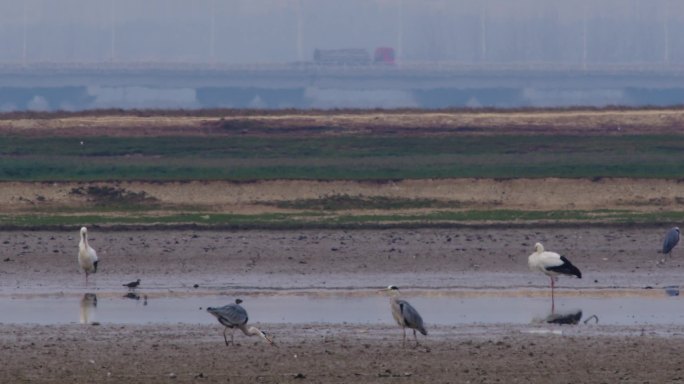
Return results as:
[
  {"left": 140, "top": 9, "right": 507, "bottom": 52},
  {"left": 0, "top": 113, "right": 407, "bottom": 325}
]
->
[
  {"left": 662, "top": 226, "right": 680, "bottom": 256},
  {"left": 385, "top": 285, "right": 427, "bottom": 347},
  {"left": 123, "top": 279, "right": 141, "bottom": 290},
  {"left": 528, "top": 242, "right": 582, "bottom": 311},
  {"left": 206, "top": 299, "right": 274, "bottom": 346},
  {"left": 78, "top": 227, "right": 99, "bottom": 285}
]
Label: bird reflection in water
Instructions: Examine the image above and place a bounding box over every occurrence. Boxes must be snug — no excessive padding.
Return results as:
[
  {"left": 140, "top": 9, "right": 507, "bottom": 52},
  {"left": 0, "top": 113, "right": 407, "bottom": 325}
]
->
[
  {"left": 122, "top": 292, "right": 148, "bottom": 306},
  {"left": 532, "top": 309, "right": 583, "bottom": 325},
  {"left": 79, "top": 293, "right": 97, "bottom": 324},
  {"left": 123, "top": 292, "right": 140, "bottom": 300}
]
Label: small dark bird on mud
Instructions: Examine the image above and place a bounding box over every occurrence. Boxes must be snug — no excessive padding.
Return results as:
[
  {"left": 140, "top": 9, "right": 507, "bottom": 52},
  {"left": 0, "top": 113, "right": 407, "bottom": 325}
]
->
[{"left": 123, "top": 279, "right": 141, "bottom": 290}]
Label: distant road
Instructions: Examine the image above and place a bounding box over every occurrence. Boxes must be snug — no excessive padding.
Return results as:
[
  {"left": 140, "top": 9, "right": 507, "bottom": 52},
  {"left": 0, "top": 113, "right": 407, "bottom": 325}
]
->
[
  {"left": 2, "top": 62, "right": 684, "bottom": 109},
  {"left": 3, "top": 62, "right": 684, "bottom": 89}
]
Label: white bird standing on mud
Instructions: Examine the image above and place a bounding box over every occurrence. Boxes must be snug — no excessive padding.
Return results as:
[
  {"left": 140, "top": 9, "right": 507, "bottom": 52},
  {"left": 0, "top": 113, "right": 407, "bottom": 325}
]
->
[
  {"left": 528, "top": 242, "right": 582, "bottom": 310},
  {"left": 385, "top": 285, "right": 427, "bottom": 348},
  {"left": 206, "top": 299, "right": 275, "bottom": 346},
  {"left": 78, "top": 227, "right": 99, "bottom": 285}
]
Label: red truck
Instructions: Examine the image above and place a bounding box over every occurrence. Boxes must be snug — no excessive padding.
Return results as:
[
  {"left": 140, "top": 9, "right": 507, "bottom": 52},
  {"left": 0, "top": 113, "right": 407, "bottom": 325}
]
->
[
  {"left": 313, "top": 47, "right": 395, "bottom": 66},
  {"left": 373, "top": 47, "right": 395, "bottom": 65}
]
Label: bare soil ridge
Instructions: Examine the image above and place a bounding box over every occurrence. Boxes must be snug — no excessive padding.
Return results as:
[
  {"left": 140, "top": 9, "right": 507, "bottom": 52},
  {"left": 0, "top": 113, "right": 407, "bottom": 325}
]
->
[
  {"left": 2, "top": 107, "right": 684, "bottom": 136},
  {"left": 3, "top": 178, "right": 684, "bottom": 216}
]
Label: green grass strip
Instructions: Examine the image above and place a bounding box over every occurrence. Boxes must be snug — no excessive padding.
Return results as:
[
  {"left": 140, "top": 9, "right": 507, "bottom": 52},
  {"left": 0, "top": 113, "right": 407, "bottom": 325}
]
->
[
  {"left": 1, "top": 209, "right": 682, "bottom": 228},
  {"left": 4, "top": 134, "right": 684, "bottom": 181}
]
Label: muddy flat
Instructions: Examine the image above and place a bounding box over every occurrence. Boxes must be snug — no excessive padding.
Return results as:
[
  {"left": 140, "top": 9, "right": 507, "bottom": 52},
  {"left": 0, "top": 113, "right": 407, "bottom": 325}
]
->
[
  {"left": 1, "top": 227, "right": 683, "bottom": 383},
  {"left": 0, "top": 227, "right": 678, "bottom": 292},
  {"left": 4, "top": 323, "right": 684, "bottom": 383}
]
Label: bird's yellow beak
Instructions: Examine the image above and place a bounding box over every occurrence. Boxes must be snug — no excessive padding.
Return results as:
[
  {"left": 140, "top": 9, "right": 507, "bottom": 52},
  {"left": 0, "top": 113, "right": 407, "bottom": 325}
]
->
[
  {"left": 261, "top": 331, "right": 277, "bottom": 347},
  {"left": 266, "top": 335, "right": 278, "bottom": 347}
]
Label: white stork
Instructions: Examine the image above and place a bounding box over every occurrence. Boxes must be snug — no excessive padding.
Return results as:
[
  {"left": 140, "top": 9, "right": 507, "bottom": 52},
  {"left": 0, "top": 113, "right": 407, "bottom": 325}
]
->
[
  {"left": 78, "top": 227, "right": 99, "bottom": 285},
  {"left": 528, "top": 242, "right": 581, "bottom": 310}
]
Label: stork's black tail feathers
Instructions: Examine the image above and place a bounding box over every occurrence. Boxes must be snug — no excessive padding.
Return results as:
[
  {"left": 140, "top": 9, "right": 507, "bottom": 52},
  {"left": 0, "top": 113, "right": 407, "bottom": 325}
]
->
[
  {"left": 93, "top": 260, "right": 99, "bottom": 273},
  {"left": 547, "top": 256, "right": 582, "bottom": 278}
]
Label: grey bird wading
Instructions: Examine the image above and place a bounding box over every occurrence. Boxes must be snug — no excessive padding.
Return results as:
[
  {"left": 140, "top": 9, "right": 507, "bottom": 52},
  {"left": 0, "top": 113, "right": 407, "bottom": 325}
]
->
[
  {"left": 206, "top": 299, "right": 275, "bottom": 346},
  {"left": 662, "top": 226, "right": 680, "bottom": 257},
  {"left": 385, "top": 285, "right": 427, "bottom": 347}
]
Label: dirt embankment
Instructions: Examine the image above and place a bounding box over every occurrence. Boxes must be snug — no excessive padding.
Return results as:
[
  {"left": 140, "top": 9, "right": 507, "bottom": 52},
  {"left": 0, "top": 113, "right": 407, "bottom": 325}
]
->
[
  {"left": 2, "top": 108, "right": 684, "bottom": 137},
  {"left": 3, "top": 178, "right": 684, "bottom": 215}
]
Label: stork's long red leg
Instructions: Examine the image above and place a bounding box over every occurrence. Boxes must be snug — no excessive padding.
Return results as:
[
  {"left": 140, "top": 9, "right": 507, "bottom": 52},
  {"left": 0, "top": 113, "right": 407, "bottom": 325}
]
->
[{"left": 550, "top": 277, "right": 555, "bottom": 313}]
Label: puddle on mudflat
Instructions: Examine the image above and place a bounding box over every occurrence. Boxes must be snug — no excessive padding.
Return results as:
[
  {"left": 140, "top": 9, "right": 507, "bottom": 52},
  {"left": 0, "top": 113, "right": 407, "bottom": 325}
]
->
[{"left": 0, "top": 289, "right": 681, "bottom": 326}]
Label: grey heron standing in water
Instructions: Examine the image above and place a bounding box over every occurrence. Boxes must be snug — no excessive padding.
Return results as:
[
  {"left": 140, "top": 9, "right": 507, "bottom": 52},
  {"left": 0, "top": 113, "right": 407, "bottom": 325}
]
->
[
  {"left": 206, "top": 299, "right": 274, "bottom": 346},
  {"left": 662, "top": 227, "right": 680, "bottom": 257},
  {"left": 78, "top": 227, "right": 99, "bottom": 285},
  {"left": 385, "top": 285, "right": 427, "bottom": 348}
]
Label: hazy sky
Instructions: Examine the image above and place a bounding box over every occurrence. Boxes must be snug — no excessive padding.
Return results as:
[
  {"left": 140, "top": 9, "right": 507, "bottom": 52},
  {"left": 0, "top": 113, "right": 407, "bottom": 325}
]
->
[{"left": 0, "top": 0, "right": 681, "bottom": 66}]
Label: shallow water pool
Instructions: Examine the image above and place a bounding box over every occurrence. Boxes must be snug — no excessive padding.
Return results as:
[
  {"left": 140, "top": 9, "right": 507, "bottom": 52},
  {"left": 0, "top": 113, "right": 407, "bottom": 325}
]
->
[{"left": 0, "top": 288, "right": 681, "bottom": 327}]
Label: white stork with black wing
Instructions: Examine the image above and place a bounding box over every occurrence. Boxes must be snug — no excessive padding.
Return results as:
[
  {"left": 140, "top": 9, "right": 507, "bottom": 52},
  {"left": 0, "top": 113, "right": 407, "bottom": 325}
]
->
[{"left": 528, "top": 242, "right": 582, "bottom": 310}]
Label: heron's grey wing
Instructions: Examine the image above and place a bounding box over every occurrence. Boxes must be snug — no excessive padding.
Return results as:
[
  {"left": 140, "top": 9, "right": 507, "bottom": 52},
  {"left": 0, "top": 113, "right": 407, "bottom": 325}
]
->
[
  {"left": 209, "top": 304, "right": 248, "bottom": 327},
  {"left": 396, "top": 299, "right": 427, "bottom": 335},
  {"left": 663, "top": 228, "right": 680, "bottom": 254}
]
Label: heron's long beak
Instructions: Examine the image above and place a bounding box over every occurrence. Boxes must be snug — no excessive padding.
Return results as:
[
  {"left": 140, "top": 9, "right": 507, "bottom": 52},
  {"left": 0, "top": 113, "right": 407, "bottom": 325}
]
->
[{"left": 260, "top": 330, "right": 277, "bottom": 347}]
